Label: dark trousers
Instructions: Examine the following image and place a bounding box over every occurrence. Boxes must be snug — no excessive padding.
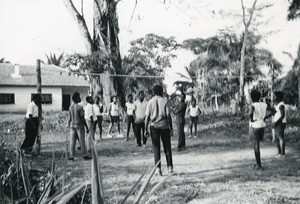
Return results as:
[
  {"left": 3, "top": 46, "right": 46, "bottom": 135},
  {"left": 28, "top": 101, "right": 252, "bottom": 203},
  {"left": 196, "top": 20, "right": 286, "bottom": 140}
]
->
[
  {"left": 150, "top": 126, "right": 173, "bottom": 169},
  {"left": 96, "top": 115, "right": 103, "bottom": 138},
  {"left": 249, "top": 127, "right": 265, "bottom": 167},
  {"left": 275, "top": 122, "right": 286, "bottom": 155},
  {"left": 126, "top": 115, "right": 135, "bottom": 138},
  {"left": 135, "top": 122, "right": 147, "bottom": 145},
  {"left": 21, "top": 118, "right": 38, "bottom": 152},
  {"left": 177, "top": 121, "right": 185, "bottom": 148}
]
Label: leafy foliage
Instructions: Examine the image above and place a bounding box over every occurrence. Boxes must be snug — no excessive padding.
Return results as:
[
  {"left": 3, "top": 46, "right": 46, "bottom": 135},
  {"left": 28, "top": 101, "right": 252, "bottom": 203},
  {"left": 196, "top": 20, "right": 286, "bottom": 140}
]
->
[
  {"left": 287, "top": 0, "right": 300, "bottom": 20},
  {"left": 45, "top": 53, "right": 64, "bottom": 66},
  {"left": 180, "top": 32, "right": 282, "bottom": 104},
  {"left": 122, "top": 34, "right": 179, "bottom": 93}
]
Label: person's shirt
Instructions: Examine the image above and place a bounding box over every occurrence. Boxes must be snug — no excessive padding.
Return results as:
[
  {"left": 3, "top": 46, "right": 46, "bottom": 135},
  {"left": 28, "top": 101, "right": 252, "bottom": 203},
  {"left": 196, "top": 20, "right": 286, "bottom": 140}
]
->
[
  {"left": 125, "top": 102, "right": 135, "bottom": 116},
  {"left": 110, "top": 102, "right": 120, "bottom": 117},
  {"left": 93, "top": 103, "right": 103, "bottom": 116},
  {"left": 274, "top": 101, "right": 286, "bottom": 123},
  {"left": 134, "top": 99, "right": 148, "bottom": 123},
  {"left": 69, "top": 103, "right": 85, "bottom": 128},
  {"left": 250, "top": 102, "right": 268, "bottom": 128},
  {"left": 26, "top": 101, "right": 38, "bottom": 118},
  {"left": 145, "top": 95, "right": 170, "bottom": 129},
  {"left": 84, "top": 103, "right": 97, "bottom": 121},
  {"left": 189, "top": 105, "right": 200, "bottom": 117}
]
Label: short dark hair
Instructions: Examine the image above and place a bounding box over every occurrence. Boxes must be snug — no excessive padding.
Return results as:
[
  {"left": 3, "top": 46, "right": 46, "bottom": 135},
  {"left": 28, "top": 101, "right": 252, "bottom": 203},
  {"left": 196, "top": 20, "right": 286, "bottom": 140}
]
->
[
  {"left": 274, "top": 91, "right": 284, "bottom": 101},
  {"left": 72, "top": 92, "right": 81, "bottom": 103},
  {"left": 138, "top": 90, "right": 144, "bottom": 95},
  {"left": 111, "top": 95, "right": 117, "bottom": 102},
  {"left": 153, "top": 84, "right": 163, "bottom": 96},
  {"left": 128, "top": 94, "right": 133, "bottom": 99},
  {"left": 86, "top": 96, "right": 93, "bottom": 103},
  {"left": 250, "top": 89, "right": 261, "bottom": 102},
  {"left": 191, "top": 98, "right": 196, "bottom": 103}
]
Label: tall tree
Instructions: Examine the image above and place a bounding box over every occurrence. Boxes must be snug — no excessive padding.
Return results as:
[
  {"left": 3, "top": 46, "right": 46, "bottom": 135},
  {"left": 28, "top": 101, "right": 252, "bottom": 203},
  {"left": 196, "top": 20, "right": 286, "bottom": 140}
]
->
[
  {"left": 123, "top": 34, "right": 178, "bottom": 94},
  {"left": 239, "top": 0, "right": 258, "bottom": 111},
  {"left": 64, "top": 0, "right": 125, "bottom": 107}
]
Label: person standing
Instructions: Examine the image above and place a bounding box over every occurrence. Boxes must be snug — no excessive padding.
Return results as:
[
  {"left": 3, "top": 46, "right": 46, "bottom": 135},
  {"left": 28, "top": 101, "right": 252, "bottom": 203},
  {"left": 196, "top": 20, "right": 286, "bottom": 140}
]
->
[
  {"left": 133, "top": 91, "right": 148, "bottom": 147},
  {"left": 21, "top": 94, "right": 41, "bottom": 154},
  {"left": 108, "top": 96, "right": 122, "bottom": 138},
  {"left": 249, "top": 90, "right": 275, "bottom": 169},
  {"left": 174, "top": 93, "right": 187, "bottom": 151},
  {"left": 68, "top": 92, "right": 91, "bottom": 160},
  {"left": 145, "top": 84, "right": 174, "bottom": 175},
  {"left": 84, "top": 96, "right": 97, "bottom": 153},
  {"left": 94, "top": 96, "right": 104, "bottom": 140},
  {"left": 125, "top": 94, "right": 136, "bottom": 141},
  {"left": 187, "top": 98, "right": 202, "bottom": 138},
  {"left": 273, "top": 91, "right": 287, "bottom": 157}
]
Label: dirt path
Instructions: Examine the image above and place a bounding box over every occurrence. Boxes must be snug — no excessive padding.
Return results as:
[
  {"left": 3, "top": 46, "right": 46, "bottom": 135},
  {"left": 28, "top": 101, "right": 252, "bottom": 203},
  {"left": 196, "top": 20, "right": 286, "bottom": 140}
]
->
[{"left": 32, "top": 126, "right": 300, "bottom": 204}]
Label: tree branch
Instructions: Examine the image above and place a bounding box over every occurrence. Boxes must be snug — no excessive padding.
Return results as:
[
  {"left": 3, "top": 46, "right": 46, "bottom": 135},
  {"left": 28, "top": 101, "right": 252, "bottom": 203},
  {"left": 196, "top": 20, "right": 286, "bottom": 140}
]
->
[
  {"left": 64, "top": 0, "right": 94, "bottom": 53},
  {"left": 128, "top": 0, "right": 138, "bottom": 28},
  {"left": 246, "top": 0, "right": 258, "bottom": 27},
  {"left": 241, "top": 0, "right": 246, "bottom": 26}
]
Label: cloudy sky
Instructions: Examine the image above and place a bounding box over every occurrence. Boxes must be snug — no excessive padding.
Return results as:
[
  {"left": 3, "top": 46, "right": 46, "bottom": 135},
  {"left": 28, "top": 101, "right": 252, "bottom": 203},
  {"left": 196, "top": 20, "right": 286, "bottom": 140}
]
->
[{"left": 0, "top": 0, "right": 300, "bottom": 92}]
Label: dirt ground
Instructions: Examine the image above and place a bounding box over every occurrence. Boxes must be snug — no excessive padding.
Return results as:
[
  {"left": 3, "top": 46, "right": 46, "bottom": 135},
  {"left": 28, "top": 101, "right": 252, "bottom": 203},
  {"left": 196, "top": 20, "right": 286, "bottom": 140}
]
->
[{"left": 1, "top": 113, "right": 300, "bottom": 203}]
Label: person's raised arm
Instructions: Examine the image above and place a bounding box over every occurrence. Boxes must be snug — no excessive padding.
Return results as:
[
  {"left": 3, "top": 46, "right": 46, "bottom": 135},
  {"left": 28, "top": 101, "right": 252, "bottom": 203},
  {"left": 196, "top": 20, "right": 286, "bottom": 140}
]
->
[{"left": 250, "top": 105, "right": 255, "bottom": 122}]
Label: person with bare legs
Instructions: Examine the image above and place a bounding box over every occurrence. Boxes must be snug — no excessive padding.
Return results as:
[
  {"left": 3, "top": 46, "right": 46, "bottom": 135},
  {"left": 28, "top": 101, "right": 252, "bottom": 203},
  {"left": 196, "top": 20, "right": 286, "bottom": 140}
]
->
[
  {"left": 273, "top": 91, "right": 286, "bottom": 158},
  {"left": 187, "top": 98, "right": 202, "bottom": 139},
  {"left": 107, "top": 96, "right": 122, "bottom": 138}
]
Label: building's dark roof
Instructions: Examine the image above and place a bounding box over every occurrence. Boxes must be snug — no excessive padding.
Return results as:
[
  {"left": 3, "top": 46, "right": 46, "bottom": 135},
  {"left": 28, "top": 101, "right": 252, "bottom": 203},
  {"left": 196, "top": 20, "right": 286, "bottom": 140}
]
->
[{"left": 0, "top": 63, "right": 89, "bottom": 87}]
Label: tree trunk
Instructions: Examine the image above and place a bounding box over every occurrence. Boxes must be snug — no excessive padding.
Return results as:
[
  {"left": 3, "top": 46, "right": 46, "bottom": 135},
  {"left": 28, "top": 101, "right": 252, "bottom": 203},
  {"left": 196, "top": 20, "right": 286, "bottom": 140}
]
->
[
  {"left": 35, "top": 59, "right": 42, "bottom": 154},
  {"left": 239, "top": 0, "right": 257, "bottom": 111},
  {"left": 239, "top": 29, "right": 248, "bottom": 111},
  {"left": 298, "top": 75, "right": 300, "bottom": 108}
]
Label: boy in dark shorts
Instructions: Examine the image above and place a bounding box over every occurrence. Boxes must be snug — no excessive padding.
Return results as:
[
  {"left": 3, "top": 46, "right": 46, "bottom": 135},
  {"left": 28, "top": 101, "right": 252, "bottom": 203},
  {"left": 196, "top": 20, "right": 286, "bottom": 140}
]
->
[
  {"left": 187, "top": 98, "right": 202, "bottom": 138},
  {"left": 249, "top": 90, "right": 275, "bottom": 169}
]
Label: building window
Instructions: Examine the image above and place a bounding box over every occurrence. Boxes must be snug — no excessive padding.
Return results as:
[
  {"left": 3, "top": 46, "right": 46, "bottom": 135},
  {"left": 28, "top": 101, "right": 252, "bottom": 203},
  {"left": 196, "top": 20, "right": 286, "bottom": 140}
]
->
[
  {"left": 31, "top": 93, "right": 52, "bottom": 104},
  {"left": 0, "top": 93, "right": 15, "bottom": 104}
]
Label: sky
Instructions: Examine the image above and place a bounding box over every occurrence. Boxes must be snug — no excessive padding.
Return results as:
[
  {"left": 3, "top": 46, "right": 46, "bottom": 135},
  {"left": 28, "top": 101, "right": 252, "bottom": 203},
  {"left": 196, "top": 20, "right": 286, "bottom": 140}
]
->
[{"left": 0, "top": 0, "right": 300, "bottom": 93}]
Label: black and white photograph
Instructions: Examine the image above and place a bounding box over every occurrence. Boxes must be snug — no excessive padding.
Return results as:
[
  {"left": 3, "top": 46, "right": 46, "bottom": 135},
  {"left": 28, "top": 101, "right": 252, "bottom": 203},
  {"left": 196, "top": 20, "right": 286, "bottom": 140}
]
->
[{"left": 0, "top": 0, "right": 300, "bottom": 203}]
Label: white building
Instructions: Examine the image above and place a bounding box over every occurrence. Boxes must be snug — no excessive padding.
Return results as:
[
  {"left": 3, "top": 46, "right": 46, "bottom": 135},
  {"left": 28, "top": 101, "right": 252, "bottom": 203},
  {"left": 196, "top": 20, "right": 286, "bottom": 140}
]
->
[{"left": 0, "top": 63, "right": 89, "bottom": 113}]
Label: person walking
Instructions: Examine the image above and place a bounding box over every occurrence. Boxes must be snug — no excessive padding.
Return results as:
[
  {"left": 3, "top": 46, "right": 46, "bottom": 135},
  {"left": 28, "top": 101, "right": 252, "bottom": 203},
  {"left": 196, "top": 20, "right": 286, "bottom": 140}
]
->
[
  {"left": 133, "top": 91, "right": 148, "bottom": 147},
  {"left": 145, "top": 84, "right": 174, "bottom": 176},
  {"left": 186, "top": 98, "right": 202, "bottom": 138},
  {"left": 125, "top": 94, "right": 136, "bottom": 141},
  {"left": 174, "top": 93, "right": 187, "bottom": 151},
  {"left": 84, "top": 96, "right": 97, "bottom": 153},
  {"left": 68, "top": 92, "right": 91, "bottom": 160},
  {"left": 21, "top": 94, "right": 41, "bottom": 154},
  {"left": 249, "top": 89, "right": 275, "bottom": 169},
  {"left": 273, "top": 91, "right": 287, "bottom": 157},
  {"left": 94, "top": 96, "right": 104, "bottom": 140},
  {"left": 107, "top": 95, "right": 122, "bottom": 138}
]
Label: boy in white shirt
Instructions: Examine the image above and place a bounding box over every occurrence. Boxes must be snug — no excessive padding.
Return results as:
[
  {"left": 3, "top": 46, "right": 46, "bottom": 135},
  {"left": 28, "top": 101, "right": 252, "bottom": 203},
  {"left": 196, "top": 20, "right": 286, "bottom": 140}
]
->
[
  {"left": 21, "top": 94, "right": 41, "bottom": 154},
  {"left": 108, "top": 95, "right": 122, "bottom": 138},
  {"left": 85, "top": 96, "right": 97, "bottom": 152},
  {"left": 125, "top": 94, "right": 136, "bottom": 141},
  {"left": 186, "top": 98, "right": 202, "bottom": 138},
  {"left": 94, "top": 96, "right": 104, "bottom": 140},
  {"left": 249, "top": 90, "right": 276, "bottom": 169}
]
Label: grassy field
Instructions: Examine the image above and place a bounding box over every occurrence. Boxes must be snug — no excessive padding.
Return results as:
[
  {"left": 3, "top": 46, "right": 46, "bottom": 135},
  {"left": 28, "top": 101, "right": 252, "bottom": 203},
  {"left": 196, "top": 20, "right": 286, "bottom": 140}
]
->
[{"left": 1, "top": 111, "right": 300, "bottom": 203}]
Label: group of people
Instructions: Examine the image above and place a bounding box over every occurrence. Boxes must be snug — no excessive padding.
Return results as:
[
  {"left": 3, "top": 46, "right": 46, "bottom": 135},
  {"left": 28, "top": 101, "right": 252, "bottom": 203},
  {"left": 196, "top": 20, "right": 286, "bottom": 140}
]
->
[
  {"left": 249, "top": 90, "right": 287, "bottom": 169},
  {"left": 20, "top": 84, "right": 287, "bottom": 174}
]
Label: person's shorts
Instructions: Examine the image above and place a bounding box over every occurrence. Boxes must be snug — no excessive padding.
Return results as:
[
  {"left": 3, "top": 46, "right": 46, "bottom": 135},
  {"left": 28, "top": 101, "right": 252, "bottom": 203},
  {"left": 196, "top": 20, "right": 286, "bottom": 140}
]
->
[
  {"left": 190, "top": 116, "right": 199, "bottom": 123},
  {"left": 111, "top": 116, "right": 120, "bottom": 123},
  {"left": 249, "top": 126, "right": 265, "bottom": 143}
]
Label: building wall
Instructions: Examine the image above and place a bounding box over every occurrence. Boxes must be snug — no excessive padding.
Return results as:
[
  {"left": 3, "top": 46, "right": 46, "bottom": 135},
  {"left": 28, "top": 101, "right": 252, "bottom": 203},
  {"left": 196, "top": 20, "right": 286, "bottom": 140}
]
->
[
  {"left": 0, "top": 86, "right": 63, "bottom": 113},
  {"left": 0, "top": 86, "right": 90, "bottom": 113}
]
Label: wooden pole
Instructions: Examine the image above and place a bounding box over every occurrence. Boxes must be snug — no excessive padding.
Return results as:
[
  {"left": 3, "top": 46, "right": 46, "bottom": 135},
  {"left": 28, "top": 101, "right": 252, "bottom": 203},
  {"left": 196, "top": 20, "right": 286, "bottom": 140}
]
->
[{"left": 36, "top": 59, "right": 42, "bottom": 154}]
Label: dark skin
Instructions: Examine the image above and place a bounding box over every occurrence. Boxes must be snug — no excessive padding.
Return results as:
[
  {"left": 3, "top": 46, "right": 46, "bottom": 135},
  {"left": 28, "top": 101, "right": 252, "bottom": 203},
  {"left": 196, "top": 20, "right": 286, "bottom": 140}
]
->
[
  {"left": 275, "top": 97, "right": 285, "bottom": 125},
  {"left": 68, "top": 95, "right": 89, "bottom": 133},
  {"left": 250, "top": 98, "right": 276, "bottom": 123},
  {"left": 29, "top": 97, "right": 40, "bottom": 130}
]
